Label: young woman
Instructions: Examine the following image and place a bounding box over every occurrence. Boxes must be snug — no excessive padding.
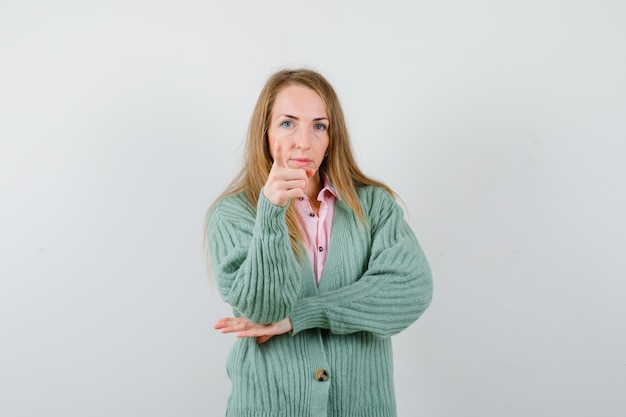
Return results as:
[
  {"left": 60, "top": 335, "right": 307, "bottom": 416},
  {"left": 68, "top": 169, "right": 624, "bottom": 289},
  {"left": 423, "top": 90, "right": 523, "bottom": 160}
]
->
[{"left": 206, "top": 68, "right": 433, "bottom": 417}]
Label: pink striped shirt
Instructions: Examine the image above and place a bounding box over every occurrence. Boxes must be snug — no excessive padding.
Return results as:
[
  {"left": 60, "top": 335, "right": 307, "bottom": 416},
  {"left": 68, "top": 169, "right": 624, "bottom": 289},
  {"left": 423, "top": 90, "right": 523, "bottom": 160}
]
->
[{"left": 295, "top": 176, "right": 337, "bottom": 286}]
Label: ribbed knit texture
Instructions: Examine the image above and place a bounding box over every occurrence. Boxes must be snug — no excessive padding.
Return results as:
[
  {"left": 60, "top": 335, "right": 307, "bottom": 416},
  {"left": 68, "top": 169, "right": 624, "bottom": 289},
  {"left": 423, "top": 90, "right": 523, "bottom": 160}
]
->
[{"left": 207, "top": 186, "right": 433, "bottom": 417}]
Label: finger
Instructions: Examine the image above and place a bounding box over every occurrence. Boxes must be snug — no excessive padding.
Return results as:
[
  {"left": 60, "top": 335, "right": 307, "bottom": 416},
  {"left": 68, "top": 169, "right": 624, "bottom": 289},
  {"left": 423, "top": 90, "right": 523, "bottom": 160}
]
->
[
  {"left": 270, "top": 188, "right": 305, "bottom": 202},
  {"left": 214, "top": 317, "right": 254, "bottom": 333},
  {"left": 235, "top": 330, "right": 259, "bottom": 338},
  {"left": 304, "top": 168, "right": 315, "bottom": 178},
  {"left": 256, "top": 335, "right": 273, "bottom": 344},
  {"left": 221, "top": 326, "right": 253, "bottom": 335},
  {"left": 214, "top": 317, "right": 240, "bottom": 329},
  {"left": 273, "top": 140, "right": 288, "bottom": 168},
  {"left": 282, "top": 178, "right": 307, "bottom": 192},
  {"left": 213, "top": 318, "right": 229, "bottom": 329},
  {"left": 277, "top": 169, "right": 308, "bottom": 182}
]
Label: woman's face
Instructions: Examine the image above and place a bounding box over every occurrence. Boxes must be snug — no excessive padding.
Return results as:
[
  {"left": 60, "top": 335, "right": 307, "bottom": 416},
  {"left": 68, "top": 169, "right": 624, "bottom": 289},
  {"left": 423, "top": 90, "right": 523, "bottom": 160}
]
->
[{"left": 267, "top": 84, "right": 329, "bottom": 175}]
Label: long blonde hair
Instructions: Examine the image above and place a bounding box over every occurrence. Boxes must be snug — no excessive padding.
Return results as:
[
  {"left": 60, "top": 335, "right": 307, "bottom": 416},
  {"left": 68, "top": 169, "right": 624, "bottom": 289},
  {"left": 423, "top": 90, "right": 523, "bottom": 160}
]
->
[{"left": 209, "top": 68, "right": 394, "bottom": 255}]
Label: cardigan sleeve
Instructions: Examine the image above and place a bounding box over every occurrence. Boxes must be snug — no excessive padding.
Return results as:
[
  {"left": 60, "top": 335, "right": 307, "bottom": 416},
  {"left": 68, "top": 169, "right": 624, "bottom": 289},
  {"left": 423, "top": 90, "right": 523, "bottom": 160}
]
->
[
  {"left": 289, "top": 188, "right": 433, "bottom": 339},
  {"left": 207, "top": 192, "right": 303, "bottom": 325}
]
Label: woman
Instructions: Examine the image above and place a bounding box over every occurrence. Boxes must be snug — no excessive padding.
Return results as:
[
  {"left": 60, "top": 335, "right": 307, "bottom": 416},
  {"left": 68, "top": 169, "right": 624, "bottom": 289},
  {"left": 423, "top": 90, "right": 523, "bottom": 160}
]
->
[{"left": 206, "top": 68, "right": 433, "bottom": 417}]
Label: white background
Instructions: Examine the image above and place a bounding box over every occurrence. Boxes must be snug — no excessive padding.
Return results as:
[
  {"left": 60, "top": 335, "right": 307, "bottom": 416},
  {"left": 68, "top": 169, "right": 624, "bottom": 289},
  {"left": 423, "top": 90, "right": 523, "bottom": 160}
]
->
[{"left": 1, "top": 1, "right": 625, "bottom": 416}]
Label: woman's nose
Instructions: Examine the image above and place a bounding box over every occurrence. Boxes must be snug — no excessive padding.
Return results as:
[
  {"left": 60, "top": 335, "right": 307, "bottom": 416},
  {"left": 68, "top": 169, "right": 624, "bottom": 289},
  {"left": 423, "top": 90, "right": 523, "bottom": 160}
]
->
[{"left": 296, "top": 129, "right": 312, "bottom": 149}]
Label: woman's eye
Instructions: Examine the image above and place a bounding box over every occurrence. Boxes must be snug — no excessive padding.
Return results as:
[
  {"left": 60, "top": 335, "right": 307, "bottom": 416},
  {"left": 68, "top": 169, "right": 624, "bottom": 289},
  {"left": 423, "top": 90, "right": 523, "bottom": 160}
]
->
[
  {"left": 280, "top": 121, "right": 293, "bottom": 128},
  {"left": 314, "top": 123, "right": 327, "bottom": 131}
]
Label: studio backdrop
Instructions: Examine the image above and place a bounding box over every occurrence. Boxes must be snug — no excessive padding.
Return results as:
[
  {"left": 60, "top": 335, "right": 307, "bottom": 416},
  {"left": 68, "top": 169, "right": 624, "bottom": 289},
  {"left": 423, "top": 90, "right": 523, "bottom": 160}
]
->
[{"left": 1, "top": 1, "right": 625, "bottom": 416}]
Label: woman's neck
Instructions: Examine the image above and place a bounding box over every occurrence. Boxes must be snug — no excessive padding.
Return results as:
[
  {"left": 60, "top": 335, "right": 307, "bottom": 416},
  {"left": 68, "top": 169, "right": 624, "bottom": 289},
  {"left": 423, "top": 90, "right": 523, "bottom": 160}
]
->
[{"left": 305, "top": 172, "right": 323, "bottom": 201}]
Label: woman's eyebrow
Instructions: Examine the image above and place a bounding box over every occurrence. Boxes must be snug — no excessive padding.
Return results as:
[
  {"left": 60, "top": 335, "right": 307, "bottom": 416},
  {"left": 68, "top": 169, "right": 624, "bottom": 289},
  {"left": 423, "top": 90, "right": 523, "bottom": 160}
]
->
[
  {"left": 276, "top": 114, "right": 328, "bottom": 121},
  {"left": 277, "top": 114, "right": 298, "bottom": 119}
]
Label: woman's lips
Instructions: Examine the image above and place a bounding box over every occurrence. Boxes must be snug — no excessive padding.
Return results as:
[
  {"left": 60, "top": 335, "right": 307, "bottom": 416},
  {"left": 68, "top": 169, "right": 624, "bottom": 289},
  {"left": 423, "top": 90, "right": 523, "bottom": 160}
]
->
[{"left": 291, "top": 158, "right": 312, "bottom": 167}]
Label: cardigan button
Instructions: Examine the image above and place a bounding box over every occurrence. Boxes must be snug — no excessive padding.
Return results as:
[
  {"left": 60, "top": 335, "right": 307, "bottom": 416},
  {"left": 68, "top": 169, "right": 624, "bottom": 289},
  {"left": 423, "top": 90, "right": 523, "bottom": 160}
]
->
[{"left": 315, "top": 368, "right": 329, "bottom": 381}]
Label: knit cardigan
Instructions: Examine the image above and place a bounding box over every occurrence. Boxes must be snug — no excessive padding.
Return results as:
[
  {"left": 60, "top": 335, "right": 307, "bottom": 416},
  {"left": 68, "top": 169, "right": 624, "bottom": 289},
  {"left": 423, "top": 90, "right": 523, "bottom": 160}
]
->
[{"left": 207, "top": 185, "right": 433, "bottom": 417}]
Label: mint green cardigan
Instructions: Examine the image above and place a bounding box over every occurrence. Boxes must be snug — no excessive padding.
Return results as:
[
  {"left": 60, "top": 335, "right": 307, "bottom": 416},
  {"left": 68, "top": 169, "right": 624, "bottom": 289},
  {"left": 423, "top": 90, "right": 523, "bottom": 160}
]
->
[{"left": 207, "top": 185, "right": 433, "bottom": 417}]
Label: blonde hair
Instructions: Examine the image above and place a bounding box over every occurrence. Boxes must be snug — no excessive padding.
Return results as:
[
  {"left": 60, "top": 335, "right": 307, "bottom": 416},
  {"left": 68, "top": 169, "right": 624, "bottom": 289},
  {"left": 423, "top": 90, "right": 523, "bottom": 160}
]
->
[{"left": 209, "top": 68, "right": 394, "bottom": 256}]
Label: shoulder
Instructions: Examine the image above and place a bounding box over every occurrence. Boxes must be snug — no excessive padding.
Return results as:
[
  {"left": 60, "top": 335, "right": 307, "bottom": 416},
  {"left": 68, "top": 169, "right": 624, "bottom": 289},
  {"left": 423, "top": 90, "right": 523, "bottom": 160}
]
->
[
  {"left": 356, "top": 185, "right": 398, "bottom": 214},
  {"left": 348, "top": 185, "right": 403, "bottom": 231},
  {"left": 207, "top": 192, "right": 256, "bottom": 225},
  {"left": 356, "top": 184, "right": 394, "bottom": 200}
]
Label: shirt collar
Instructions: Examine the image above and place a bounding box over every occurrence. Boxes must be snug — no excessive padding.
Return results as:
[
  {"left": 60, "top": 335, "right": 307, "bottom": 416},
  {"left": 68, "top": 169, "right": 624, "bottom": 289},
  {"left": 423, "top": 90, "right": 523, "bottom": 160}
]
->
[{"left": 319, "top": 173, "right": 339, "bottom": 200}]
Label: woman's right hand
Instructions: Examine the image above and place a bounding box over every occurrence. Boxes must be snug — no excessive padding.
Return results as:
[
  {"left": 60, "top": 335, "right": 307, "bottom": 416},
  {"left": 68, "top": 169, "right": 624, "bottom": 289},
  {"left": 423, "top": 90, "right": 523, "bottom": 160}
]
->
[{"left": 263, "top": 141, "right": 314, "bottom": 207}]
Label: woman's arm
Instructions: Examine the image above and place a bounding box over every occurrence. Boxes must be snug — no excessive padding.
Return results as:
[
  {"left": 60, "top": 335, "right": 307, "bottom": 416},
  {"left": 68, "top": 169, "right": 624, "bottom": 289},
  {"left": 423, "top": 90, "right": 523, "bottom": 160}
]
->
[
  {"left": 289, "top": 188, "right": 433, "bottom": 339},
  {"left": 207, "top": 192, "right": 303, "bottom": 325}
]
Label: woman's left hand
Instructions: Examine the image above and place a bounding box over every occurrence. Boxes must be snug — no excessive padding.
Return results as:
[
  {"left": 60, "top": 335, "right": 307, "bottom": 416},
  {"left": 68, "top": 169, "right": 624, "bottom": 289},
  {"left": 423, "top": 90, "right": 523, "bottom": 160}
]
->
[{"left": 214, "top": 316, "right": 293, "bottom": 344}]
